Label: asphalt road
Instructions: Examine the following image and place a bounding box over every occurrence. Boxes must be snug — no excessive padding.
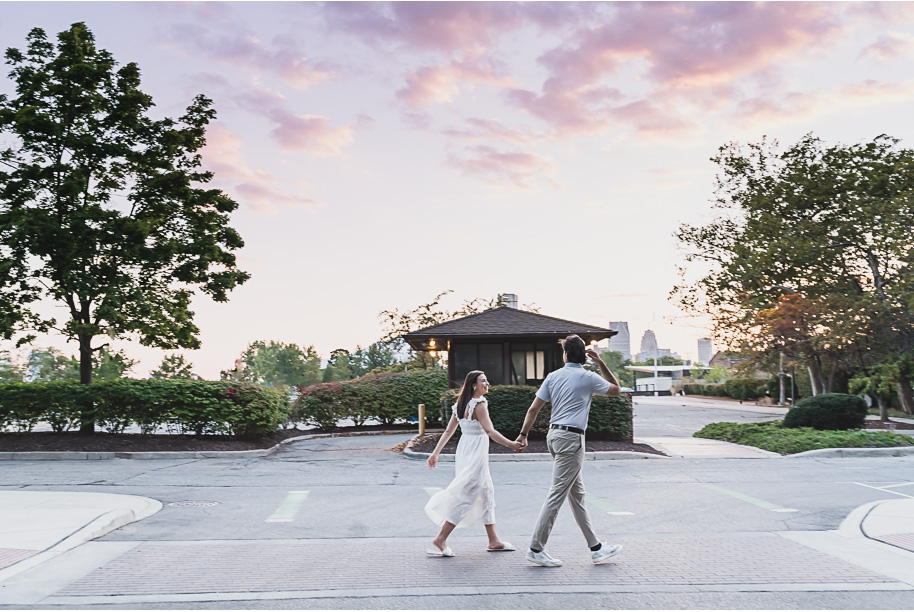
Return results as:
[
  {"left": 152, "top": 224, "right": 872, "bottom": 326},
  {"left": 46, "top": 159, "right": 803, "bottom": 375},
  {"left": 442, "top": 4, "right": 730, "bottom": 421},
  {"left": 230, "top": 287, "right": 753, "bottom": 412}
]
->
[{"left": 2, "top": 396, "right": 913, "bottom": 610}]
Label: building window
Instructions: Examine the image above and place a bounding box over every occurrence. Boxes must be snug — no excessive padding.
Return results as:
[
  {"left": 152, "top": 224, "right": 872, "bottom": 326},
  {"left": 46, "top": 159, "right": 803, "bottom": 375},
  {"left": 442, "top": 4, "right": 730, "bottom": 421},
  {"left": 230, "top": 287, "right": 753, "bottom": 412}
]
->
[
  {"left": 452, "top": 343, "right": 504, "bottom": 386},
  {"left": 510, "top": 342, "right": 557, "bottom": 384}
]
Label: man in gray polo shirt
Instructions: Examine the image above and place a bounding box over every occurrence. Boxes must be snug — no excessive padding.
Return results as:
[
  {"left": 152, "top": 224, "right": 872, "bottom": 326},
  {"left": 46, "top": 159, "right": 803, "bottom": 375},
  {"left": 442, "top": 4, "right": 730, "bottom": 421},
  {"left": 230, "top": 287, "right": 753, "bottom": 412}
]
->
[{"left": 516, "top": 334, "right": 624, "bottom": 567}]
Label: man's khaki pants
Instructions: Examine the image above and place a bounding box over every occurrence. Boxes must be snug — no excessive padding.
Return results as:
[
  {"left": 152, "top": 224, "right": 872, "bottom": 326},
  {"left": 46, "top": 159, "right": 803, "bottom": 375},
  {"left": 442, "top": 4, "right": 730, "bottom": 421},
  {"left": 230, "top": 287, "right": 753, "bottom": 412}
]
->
[{"left": 530, "top": 428, "right": 599, "bottom": 551}]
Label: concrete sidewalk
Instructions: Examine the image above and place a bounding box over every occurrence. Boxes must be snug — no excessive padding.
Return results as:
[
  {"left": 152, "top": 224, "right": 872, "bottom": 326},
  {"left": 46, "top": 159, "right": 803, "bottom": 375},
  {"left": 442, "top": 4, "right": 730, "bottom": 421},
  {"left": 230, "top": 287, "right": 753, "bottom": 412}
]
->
[{"left": 0, "top": 491, "right": 161, "bottom": 581}]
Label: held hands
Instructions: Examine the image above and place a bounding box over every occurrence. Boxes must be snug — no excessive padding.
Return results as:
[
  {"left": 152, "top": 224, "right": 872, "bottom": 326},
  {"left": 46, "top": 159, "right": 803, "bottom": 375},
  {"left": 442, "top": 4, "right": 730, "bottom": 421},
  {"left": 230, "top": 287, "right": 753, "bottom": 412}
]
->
[{"left": 514, "top": 436, "right": 528, "bottom": 453}]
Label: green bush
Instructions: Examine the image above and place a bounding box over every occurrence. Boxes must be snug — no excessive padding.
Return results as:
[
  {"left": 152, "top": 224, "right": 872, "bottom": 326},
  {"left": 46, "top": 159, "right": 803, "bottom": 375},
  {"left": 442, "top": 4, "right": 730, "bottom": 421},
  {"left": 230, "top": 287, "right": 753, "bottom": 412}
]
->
[
  {"left": 694, "top": 419, "right": 912, "bottom": 454},
  {"left": 783, "top": 393, "right": 868, "bottom": 430},
  {"left": 681, "top": 380, "right": 767, "bottom": 400},
  {"left": 292, "top": 369, "right": 448, "bottom": 429},
  {"left": 442, "top": 385, "right": 632, "bottom": 441},
  {"left": 0, "top": 380, "right": 290, "bottom": 438},
  {"left": 724, "top": 378, "right": 767, "bottom": 401},
  {"left": 0, "top": 381, "right": 87, "bottom": 432}
]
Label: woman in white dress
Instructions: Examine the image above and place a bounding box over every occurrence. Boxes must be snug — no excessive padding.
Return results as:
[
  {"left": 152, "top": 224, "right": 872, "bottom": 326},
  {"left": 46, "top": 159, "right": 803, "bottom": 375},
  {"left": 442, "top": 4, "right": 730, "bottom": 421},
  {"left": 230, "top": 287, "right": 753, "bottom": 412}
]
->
[{"left": 425, "top": 370, "right": 522, "bottom": 556}]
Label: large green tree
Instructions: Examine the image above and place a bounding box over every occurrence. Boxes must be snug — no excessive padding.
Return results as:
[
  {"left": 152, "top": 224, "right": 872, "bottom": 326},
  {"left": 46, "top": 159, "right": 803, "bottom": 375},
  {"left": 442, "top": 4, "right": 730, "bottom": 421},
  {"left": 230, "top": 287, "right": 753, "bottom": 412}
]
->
[
  {"left": 0, "top": 24, "right": 248, "bottom": 430},
  {"left": 232, "top": 340, "right": 321, "bottom": 388},
  {"left": 150, "top": 353, "right": 195, "bottom": 380},
  {"left": 350, "top": 342, "right": 397, "bottom": 376},
  {"left": 674, "top": 134, "right": 914, "bottom": 403}
]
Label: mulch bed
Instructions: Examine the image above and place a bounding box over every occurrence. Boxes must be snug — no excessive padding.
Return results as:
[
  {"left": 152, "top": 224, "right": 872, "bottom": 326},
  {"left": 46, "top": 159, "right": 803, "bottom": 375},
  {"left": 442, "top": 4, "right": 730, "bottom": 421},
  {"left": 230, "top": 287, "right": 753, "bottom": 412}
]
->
[
  {"left": 0, "top": 424, "right": 413, "bottom": 453},
  {"left": 866, "top": 420, "right": 914, "bottom": 430},
  {"left": 409, "top": 433, "right": 666, "bottom": 456}
]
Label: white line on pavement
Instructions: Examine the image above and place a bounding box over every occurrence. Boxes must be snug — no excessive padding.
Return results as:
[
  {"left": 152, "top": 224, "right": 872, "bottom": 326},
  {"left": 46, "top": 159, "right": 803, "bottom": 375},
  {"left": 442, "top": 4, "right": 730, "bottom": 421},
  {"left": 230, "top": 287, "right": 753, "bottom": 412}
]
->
[
  {"left": 853, "top": 482, "right": 914, "bottom": 499},
  {"left": 266, "top": 491, "right": 310, "bottom": 523},
  {"left": 701, "top": 484, "right": 798, "bottom": 512}
]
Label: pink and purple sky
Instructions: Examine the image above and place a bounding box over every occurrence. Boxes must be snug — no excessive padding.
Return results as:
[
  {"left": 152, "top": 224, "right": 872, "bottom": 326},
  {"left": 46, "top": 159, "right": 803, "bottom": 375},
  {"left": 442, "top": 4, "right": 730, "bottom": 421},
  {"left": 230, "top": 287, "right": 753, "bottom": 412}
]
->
[{"left": 3, "top": 1, "right": 914, "bottom": 378}]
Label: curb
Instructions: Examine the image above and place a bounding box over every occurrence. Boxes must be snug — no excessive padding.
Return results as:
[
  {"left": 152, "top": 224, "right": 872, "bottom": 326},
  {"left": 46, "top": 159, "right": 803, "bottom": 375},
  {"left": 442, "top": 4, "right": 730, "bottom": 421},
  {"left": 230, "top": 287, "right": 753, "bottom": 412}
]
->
[
  {"left": 401, "top": 434, "right": 669, "bottom": 462},
  {"left": 0, "top": 493, "right": 162, "bottom": 582},
  {"left": 785, "top": 446, "right": 914, "bottom": 458},
  {"left": 0, "top": 429, "right": 420, "bottom": 461}
]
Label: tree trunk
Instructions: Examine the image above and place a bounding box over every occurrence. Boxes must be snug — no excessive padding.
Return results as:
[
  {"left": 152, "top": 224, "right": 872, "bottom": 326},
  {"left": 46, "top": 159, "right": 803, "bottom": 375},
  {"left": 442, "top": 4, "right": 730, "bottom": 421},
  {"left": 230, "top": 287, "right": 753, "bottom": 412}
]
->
[
  {"left": 78, "top": 334, "right": 95, "bottom": 434},
  {"left": 807, "top": 362, "right": 824, "bottom": 396},
  {"left": 896, "top": 379, "right": 914, "bottom": 415},
  {"left": 877, "top": 394, "right": 889, "bottom": 421},
  {"left": 874, "top": 393, "right": 889, "bottom": 421},
  {"left": 826, "top": 360, "right": 839, "bottom": 394}
]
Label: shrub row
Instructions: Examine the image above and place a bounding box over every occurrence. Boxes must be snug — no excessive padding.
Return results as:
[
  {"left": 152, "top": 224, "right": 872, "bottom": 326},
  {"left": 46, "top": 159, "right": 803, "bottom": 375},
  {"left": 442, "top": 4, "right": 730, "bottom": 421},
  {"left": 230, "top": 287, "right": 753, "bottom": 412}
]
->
[
  {"left": 292, "top": 369, "right": 448, "bottom": 429},
  {"left": 442, "top": 385, "right": 632, "bottom": 441},
  {"left": 681, "top": 378, "right": 768, "bottom": 400},
  {"left": 0, "top": 380, "right": 290, "bottom": 438},
  {"left": 693, "top": 419, "right": 912, "bottom": 455}
]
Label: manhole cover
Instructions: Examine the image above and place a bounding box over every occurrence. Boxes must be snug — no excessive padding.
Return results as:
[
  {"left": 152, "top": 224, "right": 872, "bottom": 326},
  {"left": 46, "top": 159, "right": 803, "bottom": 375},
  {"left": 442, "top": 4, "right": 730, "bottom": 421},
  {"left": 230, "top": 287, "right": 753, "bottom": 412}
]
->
[{"left": 167, "top": 501, "right": 220, "bottom": 507}]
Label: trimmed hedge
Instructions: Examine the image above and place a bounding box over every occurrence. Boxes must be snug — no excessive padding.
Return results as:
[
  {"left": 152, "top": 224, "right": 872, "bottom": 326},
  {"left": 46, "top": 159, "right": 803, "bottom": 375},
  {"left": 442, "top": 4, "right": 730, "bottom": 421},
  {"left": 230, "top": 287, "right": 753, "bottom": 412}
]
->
[
  {"left": 783, "top": 393, "right": 868, "bottom": 431},
  {"left": 681, "top": 378, "right": 768, "bottom": 400},
  {"left": 694, "top": 419, "right": 912, "bottom": 454},
  {"left": 442, "top": 385, "right": 632, "bottom": 441},
  {"left": 0, "top": 380, "right": 290, "bottom": 438},
  {"left": 292, "top": 369, "right": 448, "bottom": 429}
]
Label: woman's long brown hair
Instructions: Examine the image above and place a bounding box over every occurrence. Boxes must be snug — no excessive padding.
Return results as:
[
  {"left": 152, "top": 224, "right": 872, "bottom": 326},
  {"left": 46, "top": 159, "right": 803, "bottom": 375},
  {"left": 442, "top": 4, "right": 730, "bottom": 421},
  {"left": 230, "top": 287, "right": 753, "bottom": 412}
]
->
[{"left": 455, "top": 370, "right": 484, "bottom": 419}]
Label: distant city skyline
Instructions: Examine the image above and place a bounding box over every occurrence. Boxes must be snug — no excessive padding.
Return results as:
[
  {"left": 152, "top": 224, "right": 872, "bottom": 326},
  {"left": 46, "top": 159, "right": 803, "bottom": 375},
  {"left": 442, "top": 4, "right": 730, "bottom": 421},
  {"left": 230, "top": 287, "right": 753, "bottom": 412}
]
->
[{"left": 2, "top": 2, "right": 913, "bottom": 379}]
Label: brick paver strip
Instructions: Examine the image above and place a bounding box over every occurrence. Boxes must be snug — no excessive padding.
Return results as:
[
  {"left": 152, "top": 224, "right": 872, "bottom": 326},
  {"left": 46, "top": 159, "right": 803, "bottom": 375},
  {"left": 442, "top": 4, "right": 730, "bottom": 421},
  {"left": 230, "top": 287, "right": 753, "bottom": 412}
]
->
[
  {"left": 58, "top": 534, "right": 893, "bottom": 596},
  {"left": 0, "top": 548, "right": 37, "bottom": 570},
  {"left": 875, "top": 532, "right": 914, "bottom": 553}
]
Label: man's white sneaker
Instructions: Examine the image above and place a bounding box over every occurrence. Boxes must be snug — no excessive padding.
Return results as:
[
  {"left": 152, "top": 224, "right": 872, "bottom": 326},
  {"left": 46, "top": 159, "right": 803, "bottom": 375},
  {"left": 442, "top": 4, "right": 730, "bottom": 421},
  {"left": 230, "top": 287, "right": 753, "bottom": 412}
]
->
[
  {"left": 526, "top": 549, "right": 563, "bottom": 567},
  {"left": 592, "top": 543, "right": 623, "bottom": 564}
]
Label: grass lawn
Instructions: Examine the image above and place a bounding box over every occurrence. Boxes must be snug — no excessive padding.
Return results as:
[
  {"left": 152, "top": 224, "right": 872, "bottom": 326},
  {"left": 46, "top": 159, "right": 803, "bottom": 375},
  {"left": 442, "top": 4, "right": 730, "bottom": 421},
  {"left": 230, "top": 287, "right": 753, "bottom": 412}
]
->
[{"left": 694, "top": 420, "right": 914, "bottom": 455}]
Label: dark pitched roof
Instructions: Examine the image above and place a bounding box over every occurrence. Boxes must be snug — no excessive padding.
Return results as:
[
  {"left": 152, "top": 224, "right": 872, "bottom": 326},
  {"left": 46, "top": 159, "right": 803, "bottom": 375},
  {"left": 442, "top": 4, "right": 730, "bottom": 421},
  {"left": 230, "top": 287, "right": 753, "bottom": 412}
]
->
[{"left": 403, "top": 307, "right": 616, "bottom": 349}]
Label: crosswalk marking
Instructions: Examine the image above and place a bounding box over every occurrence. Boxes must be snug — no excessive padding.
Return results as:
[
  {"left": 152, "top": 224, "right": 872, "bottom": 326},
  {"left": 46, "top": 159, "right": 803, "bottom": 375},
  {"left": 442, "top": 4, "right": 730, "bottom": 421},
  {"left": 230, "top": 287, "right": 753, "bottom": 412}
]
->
[
  {"left": 585, "top": 494, "right": 634, "bottom": 516},
  {"left": 266, "top": 491, "right": 310, "bottom": 523},
  {"left": 701, "top": 484, "right": 797, "bottom": 512}
]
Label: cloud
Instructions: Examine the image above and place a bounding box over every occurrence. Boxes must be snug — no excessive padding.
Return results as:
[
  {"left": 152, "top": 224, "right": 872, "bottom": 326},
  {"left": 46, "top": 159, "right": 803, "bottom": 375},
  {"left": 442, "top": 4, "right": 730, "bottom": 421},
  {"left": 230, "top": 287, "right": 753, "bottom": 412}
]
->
[
  {"left": 442, "top": 117, "right": 539, "bottom": 144},
  {"left": 164, "top": 22, "right": 336, "bottom": 90},
  {"left": 232, "top": 87, "right": 355, "bottom": 156},
  {"left": 267, "top": 111, "right": 355, "bottom": 155},
  {"left": 506, "top": 86, "right": 622, "bottom": 136},
  {"left": 608, "top": 100, "right": 699, "bottom": 137},
  {"left": 731, "top": 91, "right": 825, "bottom": 126},
  {"left": 508, "top": 2, "right": 846, "bottom": 137},
  {"left": 320, "top": 2, "right": 599, "bottom": 53},
  {"left": 201, "top": 124, "right": 324, "bottom": 215},
  {"left": 859, "top": 32, "right": 914, "bottom": 61},
  {"left": 446, "top": 146, "right": 556, "bottom": 189},
  {"left": 396, "top": 55, "right": 515, "bottom": 108},
  {"left": 838, "top": 79, "right": 914, "bottom": 103}
]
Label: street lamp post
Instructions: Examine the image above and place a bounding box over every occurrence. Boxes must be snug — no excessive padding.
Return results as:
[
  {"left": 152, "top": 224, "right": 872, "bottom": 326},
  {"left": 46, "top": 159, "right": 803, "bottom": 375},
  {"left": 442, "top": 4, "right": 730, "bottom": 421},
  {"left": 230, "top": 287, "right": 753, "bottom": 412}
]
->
[
  {"left": 779, "top": 352, "right": 787, "bottom": 406},
  {"left": 653, "top": 355, "right": 659, "bottom": 397}
]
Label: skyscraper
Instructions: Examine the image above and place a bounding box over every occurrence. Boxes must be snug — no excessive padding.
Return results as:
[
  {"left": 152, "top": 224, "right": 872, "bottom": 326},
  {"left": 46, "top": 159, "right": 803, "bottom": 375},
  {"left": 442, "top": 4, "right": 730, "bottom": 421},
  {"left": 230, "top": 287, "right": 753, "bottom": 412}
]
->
[
  {"left": 640, "top": 329, "right": 658, "bottom": 356},
  {"left": 698, "top": 338, "right": 713, "bottom": 366},
  {"left": 608, "top": 322, "right": 631, "bottom": 361}
]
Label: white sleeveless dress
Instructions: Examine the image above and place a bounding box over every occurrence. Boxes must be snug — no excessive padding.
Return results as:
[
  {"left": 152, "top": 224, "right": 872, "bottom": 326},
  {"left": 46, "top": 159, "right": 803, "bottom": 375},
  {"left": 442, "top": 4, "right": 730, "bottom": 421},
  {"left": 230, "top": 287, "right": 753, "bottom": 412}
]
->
[{"left": 425, "top": 397, "right": 496, "bottom": 528}]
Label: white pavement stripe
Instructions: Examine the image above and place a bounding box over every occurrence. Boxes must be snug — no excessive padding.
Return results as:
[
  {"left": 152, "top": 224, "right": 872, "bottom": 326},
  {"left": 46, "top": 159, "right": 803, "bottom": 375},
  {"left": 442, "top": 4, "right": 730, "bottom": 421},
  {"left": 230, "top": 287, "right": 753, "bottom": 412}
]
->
[
  {"left": 266, "top": 491, "right": 310, "bottom": 523},
  {"left": 585, "top": 494, "right": 634, "bottom": 516},
  {"left": 854, "top": 483, "right": 914, "bottom": 499},
  {"left": 701, "top": 484, "right": 797, "bottom": 512}
]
